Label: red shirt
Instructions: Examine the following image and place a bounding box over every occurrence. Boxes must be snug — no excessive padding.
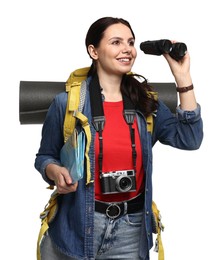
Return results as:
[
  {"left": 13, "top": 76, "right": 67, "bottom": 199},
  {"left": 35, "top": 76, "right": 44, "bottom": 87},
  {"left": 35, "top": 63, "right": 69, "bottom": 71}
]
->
[{"left": 95, "top": 101, "right": 145, "bottom": 202}]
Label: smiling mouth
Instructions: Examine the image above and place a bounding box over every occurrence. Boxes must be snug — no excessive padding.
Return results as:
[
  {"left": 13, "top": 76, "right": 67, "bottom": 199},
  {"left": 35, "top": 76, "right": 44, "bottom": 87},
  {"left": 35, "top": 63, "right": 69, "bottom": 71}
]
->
[{"left": 117, "top": 58, "right": 131, "bottom": 62}]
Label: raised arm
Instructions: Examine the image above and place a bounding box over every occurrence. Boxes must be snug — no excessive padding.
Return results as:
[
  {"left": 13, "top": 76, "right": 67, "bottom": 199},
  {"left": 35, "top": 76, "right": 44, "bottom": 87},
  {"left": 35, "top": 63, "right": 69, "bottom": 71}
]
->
[{"left": 164, "top": 47, "right": 197, "bottom": 111}]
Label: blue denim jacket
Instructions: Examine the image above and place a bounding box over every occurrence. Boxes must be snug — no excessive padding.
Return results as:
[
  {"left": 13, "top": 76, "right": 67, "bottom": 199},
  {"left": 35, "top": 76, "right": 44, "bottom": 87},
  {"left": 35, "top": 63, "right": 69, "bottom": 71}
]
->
[{"left": 35, "top": 78, "right": 203, "bottom": 260}]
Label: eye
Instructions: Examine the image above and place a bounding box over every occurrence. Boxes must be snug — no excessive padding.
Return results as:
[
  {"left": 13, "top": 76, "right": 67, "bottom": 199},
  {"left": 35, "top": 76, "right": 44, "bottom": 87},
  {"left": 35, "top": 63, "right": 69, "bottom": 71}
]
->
[
  {"left": 112, "top": 40, "right": 120, "bottom": 45},
  {"left": 129, "top": 39, "right": 135, "bottom": 46}
]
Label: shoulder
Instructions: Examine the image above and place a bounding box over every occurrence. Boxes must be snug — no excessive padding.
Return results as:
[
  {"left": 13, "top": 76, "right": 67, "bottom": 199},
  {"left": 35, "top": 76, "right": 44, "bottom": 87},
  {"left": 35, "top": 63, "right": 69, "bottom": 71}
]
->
[
  {"left": 47, "top": 91, "right": 68, "bottom": 118},
  {"left": 54, "top": 92, "right": 68, "bottom": 107},
  {"left": 154, "top": 100, "right": 175, "bottom": 125}
]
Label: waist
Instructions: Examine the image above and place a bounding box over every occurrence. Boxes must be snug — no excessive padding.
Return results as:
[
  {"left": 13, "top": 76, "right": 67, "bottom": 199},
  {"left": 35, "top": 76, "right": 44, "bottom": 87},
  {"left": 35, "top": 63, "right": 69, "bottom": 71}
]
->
[{"left": 95, "top": 192, "right": 144, "bottom": 219}]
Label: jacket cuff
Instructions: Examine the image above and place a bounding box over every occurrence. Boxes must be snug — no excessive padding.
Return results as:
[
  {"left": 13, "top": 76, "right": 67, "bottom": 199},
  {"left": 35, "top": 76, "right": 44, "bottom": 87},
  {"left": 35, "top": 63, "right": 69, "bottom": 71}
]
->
[
  {"left": 176, "top": 103, "right": 201, "bottom": 123},
  {"left": 40, "top": 159, "right": 62, "bottom": 185}
]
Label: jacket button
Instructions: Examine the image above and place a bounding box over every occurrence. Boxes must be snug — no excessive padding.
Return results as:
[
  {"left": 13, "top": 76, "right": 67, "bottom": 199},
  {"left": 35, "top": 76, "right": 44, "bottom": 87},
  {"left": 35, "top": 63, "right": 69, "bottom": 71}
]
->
[{"left": 146, "top": 211, "right": 149, "bottom": 215}]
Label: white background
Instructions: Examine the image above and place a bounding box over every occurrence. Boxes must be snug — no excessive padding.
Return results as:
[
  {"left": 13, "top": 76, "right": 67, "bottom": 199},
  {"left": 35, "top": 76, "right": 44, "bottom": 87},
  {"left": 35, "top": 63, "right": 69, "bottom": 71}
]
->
[{"left": 0, "top": 0, "right": 221, "bottom": 259}]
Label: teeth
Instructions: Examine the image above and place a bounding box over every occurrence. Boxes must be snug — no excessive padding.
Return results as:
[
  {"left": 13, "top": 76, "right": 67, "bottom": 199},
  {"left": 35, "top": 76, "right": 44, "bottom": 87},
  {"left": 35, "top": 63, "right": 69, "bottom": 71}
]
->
[{"left": 119, "top": 58, "right": 130, "bottom": 62}]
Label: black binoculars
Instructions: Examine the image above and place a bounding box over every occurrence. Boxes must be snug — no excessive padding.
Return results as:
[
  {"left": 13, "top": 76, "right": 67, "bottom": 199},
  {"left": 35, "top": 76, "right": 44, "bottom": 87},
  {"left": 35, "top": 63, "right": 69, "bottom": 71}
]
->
[{"left": 140, "top": 39, "right": 187, "bottom": 61}]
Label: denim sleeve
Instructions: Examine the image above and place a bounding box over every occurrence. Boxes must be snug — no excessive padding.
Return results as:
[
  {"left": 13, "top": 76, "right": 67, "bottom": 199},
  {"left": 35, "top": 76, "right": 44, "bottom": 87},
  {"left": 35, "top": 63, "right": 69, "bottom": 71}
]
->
[
  {"left": 152, "top": 100, "right": 203, "bottom": 150},
  {"left": 34, "top": 92, "right": 67, "bottom": 185},
  {"left": 176, "top": 104, "right": 201, "bottom": 123}
]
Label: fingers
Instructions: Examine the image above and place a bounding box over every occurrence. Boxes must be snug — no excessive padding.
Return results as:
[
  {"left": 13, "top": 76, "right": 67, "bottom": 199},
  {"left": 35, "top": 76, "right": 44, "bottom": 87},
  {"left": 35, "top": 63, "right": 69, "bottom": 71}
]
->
[
  {"left": 60, "top": 168, "right": 73, "bottom": 185},
  {"left": 55, "top": 167, "right": 78, "bottom": 194},
  {"left": 56, "top": 181, "right": 78, "bottom": 194},
  {"left": 46, "top": 164, "right": 79, "bottom": 194},
  {"left": 163, "top": 51, "right": 190, "bottom": 75},
  {"left": 163, "top": 53, "right": 175, "bottom": 64}
]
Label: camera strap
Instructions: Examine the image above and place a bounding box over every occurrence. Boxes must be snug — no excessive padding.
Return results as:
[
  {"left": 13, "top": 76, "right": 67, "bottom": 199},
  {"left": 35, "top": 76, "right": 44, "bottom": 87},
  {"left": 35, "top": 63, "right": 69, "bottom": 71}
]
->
[{"left": 89, "top": 74, "right": 137, "bottom": 175}]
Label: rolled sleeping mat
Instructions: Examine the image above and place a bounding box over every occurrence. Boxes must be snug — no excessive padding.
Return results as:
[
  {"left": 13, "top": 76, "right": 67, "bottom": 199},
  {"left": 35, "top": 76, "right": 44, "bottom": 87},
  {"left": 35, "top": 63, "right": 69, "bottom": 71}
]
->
[{"left": 19, "top": 81, "right": 178, "bottom": 124}]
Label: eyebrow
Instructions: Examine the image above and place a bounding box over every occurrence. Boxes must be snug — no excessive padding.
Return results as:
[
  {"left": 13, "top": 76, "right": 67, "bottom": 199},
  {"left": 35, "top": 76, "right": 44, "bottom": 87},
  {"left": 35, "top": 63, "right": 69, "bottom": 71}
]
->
[{"left": 108, "top": 36, "right": 135, "bottom": 42}]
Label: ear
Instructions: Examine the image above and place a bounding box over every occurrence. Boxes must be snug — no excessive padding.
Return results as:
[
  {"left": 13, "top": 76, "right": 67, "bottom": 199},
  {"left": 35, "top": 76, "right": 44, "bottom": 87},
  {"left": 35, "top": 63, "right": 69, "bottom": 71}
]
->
[{"left": 88, "top": 45, "right": 98, "bottom": 60}]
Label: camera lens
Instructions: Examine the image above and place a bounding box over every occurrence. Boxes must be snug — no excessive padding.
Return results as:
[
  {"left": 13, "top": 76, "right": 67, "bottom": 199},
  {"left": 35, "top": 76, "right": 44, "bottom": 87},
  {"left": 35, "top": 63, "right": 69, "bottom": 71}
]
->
[{"left": 116, "top": 176, "right": 132, "bottom": 192}]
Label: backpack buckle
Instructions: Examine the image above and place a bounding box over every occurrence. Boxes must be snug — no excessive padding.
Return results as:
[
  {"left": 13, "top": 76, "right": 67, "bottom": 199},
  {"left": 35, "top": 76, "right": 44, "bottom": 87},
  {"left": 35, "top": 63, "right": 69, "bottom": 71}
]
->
[
  {"left": 123, "top": 109, "right": 136, "bottom": 125},
  {"left": 92, "top": 116, "right": 105, "bottom": 132}
]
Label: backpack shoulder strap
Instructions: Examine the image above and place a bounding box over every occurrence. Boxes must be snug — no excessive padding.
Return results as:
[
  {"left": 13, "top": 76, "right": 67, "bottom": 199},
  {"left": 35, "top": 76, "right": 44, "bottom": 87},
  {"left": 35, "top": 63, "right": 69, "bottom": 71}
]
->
[
  {"left": 63, "top": 67, "right": 92, "bottom": 185},
  {"left": 63, "top": 67, "right": 90, "bottom": 142},
  {"left": 146, "top": 90, "right": 158, "bottom": 134},
  {"left": 146, "top": 114, "right": 154, "bottom": 133}
]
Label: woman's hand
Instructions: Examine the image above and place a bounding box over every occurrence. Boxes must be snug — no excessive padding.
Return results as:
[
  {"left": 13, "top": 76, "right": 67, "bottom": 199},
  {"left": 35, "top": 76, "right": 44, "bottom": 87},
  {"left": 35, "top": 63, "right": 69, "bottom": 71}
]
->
[
  {"left": 163, "top": 41, "right": 197, "bottom": 111},
  {"left": 163, "top": 41, "right": 192, "bottom": 87},
  {"left": 46, "top": 164, "right": 78, "bottom": 194}
]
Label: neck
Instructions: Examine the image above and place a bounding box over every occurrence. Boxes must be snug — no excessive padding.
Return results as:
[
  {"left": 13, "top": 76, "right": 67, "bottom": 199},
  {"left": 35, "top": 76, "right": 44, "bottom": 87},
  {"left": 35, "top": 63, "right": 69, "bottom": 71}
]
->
[{"left": 97, "top": 72, "right": 122, "bottom": 102}]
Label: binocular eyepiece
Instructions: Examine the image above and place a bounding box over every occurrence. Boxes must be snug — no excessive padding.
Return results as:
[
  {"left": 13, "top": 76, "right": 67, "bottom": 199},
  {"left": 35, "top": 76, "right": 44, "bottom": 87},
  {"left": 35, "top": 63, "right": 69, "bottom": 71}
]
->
[{"left": 140, "top": 39, "right": 187, "bottom": 61}]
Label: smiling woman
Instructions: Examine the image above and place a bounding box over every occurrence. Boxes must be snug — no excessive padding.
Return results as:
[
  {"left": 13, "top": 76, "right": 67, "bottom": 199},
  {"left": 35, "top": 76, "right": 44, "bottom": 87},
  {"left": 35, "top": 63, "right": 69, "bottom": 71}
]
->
[
  {"left": 87, "top": 22, "right": 137, "bottom": 101},
  {"left": 34, "top": 16, "right": 203, "bottom": 260}
]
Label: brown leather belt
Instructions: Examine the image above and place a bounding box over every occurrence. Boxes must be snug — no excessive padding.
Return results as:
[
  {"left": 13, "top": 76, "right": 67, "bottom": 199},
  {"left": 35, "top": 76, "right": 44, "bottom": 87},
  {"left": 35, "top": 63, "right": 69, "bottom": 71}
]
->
[{"left": 95, "top": 193, "right": 144, "bottom": 219}]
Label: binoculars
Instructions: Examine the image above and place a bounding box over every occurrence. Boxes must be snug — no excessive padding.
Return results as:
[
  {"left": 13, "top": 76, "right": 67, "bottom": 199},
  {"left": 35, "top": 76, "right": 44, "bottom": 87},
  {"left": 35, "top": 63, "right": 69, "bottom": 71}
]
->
[{"left": 140, "top": 39, "right": 187, "bottom": 61}]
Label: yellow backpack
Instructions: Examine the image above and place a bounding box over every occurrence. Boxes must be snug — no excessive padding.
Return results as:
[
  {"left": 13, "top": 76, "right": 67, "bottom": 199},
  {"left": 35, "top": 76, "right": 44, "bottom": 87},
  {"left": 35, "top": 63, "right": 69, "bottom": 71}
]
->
[{"left": 37, "top": 67, "right": 164, "bottom": 260}]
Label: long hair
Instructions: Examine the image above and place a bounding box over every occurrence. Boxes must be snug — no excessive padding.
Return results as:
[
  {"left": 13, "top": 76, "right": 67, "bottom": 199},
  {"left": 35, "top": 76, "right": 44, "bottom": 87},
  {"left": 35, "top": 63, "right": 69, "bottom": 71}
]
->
[{"left": 85, "top": 17, "right": 158, "bottom": 117}]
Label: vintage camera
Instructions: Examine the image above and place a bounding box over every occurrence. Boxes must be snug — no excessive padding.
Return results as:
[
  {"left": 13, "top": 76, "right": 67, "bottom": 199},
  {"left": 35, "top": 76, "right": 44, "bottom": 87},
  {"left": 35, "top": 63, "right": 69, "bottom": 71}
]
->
[
  {"left": 100, "top": 170, "right": 136, "bottom": 194},
  {"left": 140, "top": 39, "right": 187, "bottom": 61}
]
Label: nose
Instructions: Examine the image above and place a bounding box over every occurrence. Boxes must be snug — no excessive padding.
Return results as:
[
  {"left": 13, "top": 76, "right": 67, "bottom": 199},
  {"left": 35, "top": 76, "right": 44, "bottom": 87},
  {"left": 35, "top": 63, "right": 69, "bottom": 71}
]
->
[{"left": 122, "top": 44, "right": 132, "bottom": 54}]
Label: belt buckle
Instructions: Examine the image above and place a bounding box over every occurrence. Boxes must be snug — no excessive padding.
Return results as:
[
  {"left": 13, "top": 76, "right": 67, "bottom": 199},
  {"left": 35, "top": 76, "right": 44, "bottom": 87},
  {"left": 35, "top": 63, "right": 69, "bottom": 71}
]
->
[{"left": 106, "top": 203, "right": 121, "bottom": 219}]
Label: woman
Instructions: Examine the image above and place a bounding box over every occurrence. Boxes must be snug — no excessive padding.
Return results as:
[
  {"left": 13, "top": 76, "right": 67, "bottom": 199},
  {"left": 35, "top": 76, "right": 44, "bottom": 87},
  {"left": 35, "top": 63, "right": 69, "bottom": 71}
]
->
[{"left": 35, "top": 17, "right": 203, "bottom": 260}]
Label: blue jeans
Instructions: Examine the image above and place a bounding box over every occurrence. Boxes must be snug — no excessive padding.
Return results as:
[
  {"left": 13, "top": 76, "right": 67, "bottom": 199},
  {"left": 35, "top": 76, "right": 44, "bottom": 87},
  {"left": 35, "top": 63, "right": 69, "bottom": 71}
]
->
[
  {"left": 94, "top": 210, "right": 143, "bottom": 259},
  {"left": 40, "top": 210, "right": 143, "bottom": 260}
]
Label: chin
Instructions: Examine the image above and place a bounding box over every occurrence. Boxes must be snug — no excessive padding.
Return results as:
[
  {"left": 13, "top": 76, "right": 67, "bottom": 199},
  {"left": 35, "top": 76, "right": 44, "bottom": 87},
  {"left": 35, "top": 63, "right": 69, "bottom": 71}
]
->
[{"left": 119, "top": 65, "right": 133, "bottom": 74}]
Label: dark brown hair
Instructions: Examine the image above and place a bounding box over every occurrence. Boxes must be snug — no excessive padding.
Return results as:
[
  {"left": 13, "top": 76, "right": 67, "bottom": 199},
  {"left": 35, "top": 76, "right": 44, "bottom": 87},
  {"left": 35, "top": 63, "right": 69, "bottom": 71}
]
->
[{"left": 85, "top": 17, "right": 158, "bottom": 117}]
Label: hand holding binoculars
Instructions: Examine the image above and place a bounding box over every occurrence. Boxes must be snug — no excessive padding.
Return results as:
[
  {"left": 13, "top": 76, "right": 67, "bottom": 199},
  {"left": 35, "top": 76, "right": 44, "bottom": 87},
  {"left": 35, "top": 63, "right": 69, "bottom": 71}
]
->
[{"left": 140, "top": 39, "right": 187, "bottom": 61}]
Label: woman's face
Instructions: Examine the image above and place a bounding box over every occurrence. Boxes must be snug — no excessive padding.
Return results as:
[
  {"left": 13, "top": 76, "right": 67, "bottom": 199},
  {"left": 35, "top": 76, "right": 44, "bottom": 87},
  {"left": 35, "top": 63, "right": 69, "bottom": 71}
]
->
[{"left": 90, "top": 23, "right": 137, "bottom": 76}]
